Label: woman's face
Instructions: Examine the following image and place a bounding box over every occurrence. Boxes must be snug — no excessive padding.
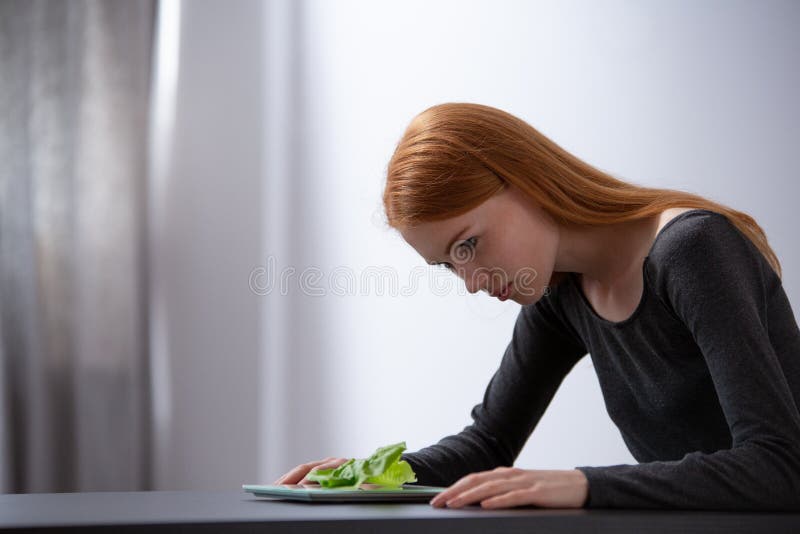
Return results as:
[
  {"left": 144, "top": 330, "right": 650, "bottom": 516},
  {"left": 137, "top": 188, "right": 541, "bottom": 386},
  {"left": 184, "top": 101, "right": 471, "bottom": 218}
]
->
[{"left": 399, "top": 183, "right": 561, "bottom": 305}]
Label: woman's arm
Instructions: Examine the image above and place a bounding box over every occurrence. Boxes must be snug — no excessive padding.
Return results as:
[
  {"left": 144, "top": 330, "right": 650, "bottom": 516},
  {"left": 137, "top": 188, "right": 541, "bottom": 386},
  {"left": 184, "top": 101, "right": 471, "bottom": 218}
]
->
[
  {"left": 576, "top": 213, "right": 800, "bottom": 510},
  {"left": 402, "top": 289, "right": 588, "bottom": 487}
]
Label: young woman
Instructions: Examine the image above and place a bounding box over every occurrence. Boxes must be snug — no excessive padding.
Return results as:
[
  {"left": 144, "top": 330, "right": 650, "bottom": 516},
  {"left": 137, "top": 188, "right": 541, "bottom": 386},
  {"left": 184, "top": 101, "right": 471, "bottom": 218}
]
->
[{"left": 275, "top": 102, "right": 800, "bottom": 511}]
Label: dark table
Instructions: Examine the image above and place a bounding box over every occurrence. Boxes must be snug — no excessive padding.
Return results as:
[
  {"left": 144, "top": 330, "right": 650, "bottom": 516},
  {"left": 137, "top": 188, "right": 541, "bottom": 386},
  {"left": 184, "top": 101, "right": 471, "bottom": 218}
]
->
[{"left": 1, "top": 489, "right": 799, "bottom": 533}]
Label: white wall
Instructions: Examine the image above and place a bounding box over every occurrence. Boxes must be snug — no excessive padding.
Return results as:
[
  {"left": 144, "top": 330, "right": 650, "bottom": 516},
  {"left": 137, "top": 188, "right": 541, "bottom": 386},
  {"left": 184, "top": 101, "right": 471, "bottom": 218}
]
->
[{"left": 152, "top": 0, "right": 800, "bottom": 489}]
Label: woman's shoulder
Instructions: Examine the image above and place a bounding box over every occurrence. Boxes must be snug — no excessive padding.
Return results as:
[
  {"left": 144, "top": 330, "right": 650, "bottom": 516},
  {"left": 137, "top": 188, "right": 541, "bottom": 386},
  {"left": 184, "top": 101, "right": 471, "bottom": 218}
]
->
[
  {"left": 646, "top": 208, "right": 778, "bottom": 294},
  {"left": 648, "top": 208, "right": 739, "bottom": 263}
]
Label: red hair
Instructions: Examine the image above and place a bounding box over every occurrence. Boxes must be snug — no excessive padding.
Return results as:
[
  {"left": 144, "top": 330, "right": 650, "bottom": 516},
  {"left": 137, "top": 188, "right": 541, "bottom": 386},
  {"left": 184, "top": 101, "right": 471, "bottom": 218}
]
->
[{"left": 383, "top": 102, "right": 782, "bottom": 279}]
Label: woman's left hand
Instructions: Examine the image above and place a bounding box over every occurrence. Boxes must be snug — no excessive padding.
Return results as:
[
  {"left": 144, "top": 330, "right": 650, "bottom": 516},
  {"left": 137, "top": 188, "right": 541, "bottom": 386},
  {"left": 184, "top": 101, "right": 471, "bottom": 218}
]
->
[{"left": 429, "top": 467, "right": 589, "bottom": 509}]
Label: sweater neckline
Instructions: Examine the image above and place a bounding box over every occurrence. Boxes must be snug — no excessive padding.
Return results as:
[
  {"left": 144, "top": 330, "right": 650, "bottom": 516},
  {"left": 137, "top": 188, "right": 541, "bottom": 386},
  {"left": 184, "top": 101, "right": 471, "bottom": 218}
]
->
[{"left": 566, "top": 209, "right": 716, "bottom": 327}]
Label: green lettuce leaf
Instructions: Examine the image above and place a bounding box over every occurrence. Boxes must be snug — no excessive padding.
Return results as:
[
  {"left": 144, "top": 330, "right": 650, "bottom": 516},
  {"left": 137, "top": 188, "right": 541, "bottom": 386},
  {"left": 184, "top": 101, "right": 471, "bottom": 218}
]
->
[
  {"left": 364, "top": 459, "right": 417, "bottom": 487},
  {"left": 306, "top": 441, "right": 417, "bottom": 489}
]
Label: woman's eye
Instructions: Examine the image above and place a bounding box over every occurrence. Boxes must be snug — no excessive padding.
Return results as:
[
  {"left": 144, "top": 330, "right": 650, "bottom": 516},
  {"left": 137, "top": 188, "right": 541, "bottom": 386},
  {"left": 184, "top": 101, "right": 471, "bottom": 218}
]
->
[
  {"left": 451, "top": 236, "right": 478, "bottom": 262},
  {"left": 432, "top": 237, "right": 477, "bottom": 271},
  {"left": 459, "top": 237, "right": 477, "bottom": 251}
]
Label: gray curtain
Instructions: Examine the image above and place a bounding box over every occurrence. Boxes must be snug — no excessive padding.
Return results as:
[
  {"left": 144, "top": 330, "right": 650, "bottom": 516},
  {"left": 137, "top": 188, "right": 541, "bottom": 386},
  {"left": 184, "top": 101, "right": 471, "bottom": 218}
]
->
[{"left": 0, "top": 0, "right": 154, "bottom": 492}]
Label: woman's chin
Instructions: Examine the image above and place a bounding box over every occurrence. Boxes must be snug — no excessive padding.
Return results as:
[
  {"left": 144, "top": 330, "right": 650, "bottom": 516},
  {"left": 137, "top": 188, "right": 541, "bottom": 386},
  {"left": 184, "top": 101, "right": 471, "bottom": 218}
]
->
[{"left": 513, "top": 288, "right": 540, "bottom": 306}]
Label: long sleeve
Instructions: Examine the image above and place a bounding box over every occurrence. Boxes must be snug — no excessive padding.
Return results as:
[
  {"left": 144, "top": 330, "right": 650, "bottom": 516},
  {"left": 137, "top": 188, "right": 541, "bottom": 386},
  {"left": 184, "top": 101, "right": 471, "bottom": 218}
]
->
[
  {"left": 403, "top": 289, "right": 587, "bottom": 487},
  {"left": 576, "top": 214, "right": 800, "bottom": 510}
]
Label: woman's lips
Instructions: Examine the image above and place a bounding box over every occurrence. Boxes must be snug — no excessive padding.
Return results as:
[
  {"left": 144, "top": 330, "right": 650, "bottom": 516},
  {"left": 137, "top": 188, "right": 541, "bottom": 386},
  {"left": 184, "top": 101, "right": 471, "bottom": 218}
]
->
[{"left": 497, "top": 282, "right": 512, "bottom": 301}]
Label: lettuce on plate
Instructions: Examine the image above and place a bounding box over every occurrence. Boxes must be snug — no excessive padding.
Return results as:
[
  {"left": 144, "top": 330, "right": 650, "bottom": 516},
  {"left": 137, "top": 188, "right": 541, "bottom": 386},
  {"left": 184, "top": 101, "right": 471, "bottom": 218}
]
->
[{"left": 306, "top": 441, "right": 417, "bottom": 490}]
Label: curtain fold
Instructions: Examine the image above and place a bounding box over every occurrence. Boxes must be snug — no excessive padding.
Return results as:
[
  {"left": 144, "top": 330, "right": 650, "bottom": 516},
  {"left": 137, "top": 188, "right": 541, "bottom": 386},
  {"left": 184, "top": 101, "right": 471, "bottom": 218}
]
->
[{"left": 0, "top": 0, "right": 155, "bottom": 493}]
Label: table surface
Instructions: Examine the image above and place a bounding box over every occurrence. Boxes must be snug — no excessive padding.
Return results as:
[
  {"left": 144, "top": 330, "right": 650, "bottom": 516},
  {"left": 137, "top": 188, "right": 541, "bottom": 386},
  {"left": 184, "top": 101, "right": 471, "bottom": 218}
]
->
[{"left": 1, "top": 489, "right": 799, "bottom": 533}]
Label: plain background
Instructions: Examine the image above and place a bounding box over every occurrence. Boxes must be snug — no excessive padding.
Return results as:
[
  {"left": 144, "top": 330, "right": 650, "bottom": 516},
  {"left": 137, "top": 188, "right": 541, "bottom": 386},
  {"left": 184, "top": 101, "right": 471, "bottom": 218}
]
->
[{"left": 148, "top": 0, "right": 800, "bottom": 489}]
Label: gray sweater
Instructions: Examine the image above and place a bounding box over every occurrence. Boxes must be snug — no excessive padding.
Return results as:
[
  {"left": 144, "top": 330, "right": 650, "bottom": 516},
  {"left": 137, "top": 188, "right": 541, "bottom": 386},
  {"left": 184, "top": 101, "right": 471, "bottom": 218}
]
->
[{"left": 401, "top": 209, "right": 800, "bottom": 510}]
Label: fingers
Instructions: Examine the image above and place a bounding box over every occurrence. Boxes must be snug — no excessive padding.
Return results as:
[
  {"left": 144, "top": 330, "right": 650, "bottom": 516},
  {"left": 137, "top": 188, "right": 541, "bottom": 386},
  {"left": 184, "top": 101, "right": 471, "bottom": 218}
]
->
[
  {"left": 273, "top": 457, "right": 335, "bottom": 485},
  {"left": 446, "top": 477, "right": 526, "bottom": 508},
  {"left": 481, "top": 487, "right": 539, "bottom": 509},
  {"left": 298, "top": 457, "right": 350, "bottom": 484},
  {"left": 430, "top": 466, "right": 520, "bottom": 508}
]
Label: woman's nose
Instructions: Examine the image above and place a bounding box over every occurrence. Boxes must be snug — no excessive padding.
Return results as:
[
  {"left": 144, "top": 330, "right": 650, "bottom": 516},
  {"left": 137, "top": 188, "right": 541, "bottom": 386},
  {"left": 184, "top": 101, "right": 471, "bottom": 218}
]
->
[{"left": 462, "top": 268, "right": 487, "bottom": 295}]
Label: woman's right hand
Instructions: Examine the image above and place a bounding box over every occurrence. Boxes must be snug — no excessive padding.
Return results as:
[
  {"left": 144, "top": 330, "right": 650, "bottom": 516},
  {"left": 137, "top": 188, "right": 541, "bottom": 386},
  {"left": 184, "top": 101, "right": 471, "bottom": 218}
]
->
[{"left": 272, "top": 457, "right": 351, "bottom": 485}]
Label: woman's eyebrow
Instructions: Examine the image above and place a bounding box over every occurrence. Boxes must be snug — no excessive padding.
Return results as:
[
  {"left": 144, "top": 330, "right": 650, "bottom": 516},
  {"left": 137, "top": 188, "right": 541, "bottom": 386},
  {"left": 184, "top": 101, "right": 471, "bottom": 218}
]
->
[{"left": 427, "top": 225, "right": 471, "bottom": 264}]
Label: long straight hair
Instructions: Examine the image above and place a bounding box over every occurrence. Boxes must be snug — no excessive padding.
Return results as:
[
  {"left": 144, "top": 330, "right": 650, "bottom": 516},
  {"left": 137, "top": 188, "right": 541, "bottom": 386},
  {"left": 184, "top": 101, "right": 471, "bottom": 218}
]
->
[{"left": 383, "top": 102, "right": 782, "bottom": 280}]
